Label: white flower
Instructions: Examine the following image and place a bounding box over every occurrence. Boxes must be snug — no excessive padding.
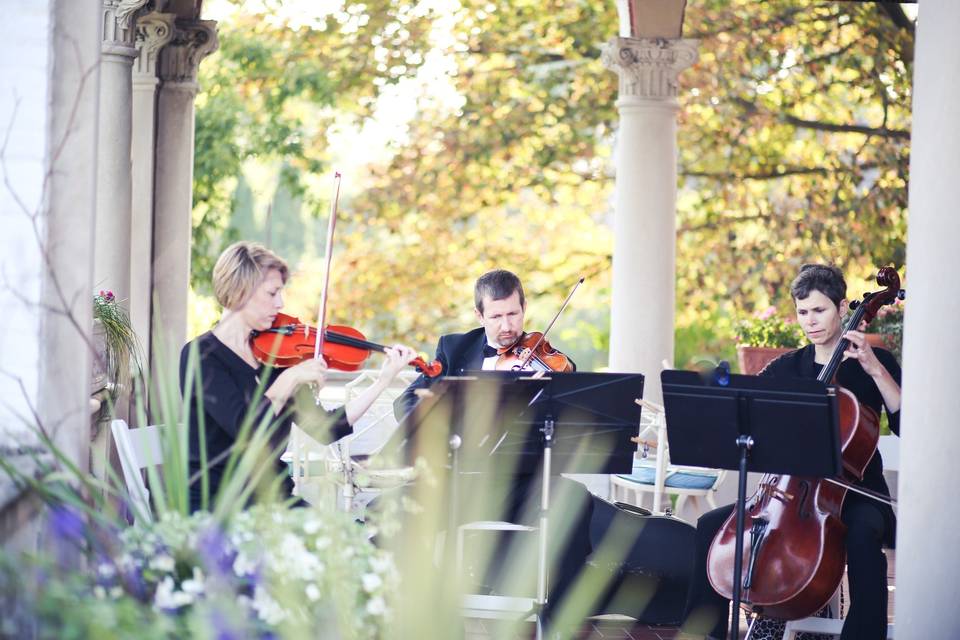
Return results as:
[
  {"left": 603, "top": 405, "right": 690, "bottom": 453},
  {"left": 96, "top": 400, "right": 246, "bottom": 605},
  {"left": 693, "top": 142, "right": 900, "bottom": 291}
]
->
[
  {"left": 97, "top": 563, "right": 116, "bottom": 579},
  {"left": 303, "top": 519, "right": 322, "bottom": 535},
  {"left": 369, "top": 555, "right": 392, "bottom": 574},
  {"left": 315, "top": 536, "right": 331, "bottom": 550},
  {"left": 233, "top": 552, "right": 257, "bottom": 577},
  {"left": 361, "top": 573, "right": 383, "bottom": 593},
  {"left": 252, "top": 586, "right": 288, "bottom": 625},
  {"left": 109, "top": 586, "right": 123, "bottom": 599},
  {"left": 181, "top": 567, "right": 205, "bottom": 596},
  {"left": 366, "top": 596, "right": 386, "bottom": 616},
  {"left": 149, "top": 554, "right": 175, "bottom": 573},
  {"left": 305, "top": 583, "right": 321, "bottom": 601},
  {"left": 93, "top": 586, "right": 106, "bottom": 600},
  {"left": 153, "top": 576, "right": 194, "bottom": 610}
]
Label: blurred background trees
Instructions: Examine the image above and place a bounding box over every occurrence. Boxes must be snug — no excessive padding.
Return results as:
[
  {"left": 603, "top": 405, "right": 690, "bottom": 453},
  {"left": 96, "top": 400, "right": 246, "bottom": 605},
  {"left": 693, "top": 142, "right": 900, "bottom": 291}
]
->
[{"left": 191, "top": 0, "right": 913, "bottom": 371}]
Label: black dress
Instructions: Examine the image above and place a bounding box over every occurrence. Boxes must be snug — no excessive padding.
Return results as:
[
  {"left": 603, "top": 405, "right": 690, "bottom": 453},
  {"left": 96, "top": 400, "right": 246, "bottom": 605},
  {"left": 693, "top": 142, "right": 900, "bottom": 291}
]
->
[
  {"left": 179, "top": 331, "right": 352, "bottom": 512},
  {"left": 683, "top": 344, "right": 901, "bottom": 640}
]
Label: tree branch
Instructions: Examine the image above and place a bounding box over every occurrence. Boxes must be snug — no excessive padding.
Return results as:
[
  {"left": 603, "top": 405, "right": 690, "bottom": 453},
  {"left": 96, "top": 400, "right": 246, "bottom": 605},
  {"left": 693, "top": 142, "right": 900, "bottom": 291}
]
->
[{"left": 733, "top": 97, "right": 910, "bottom": 140}]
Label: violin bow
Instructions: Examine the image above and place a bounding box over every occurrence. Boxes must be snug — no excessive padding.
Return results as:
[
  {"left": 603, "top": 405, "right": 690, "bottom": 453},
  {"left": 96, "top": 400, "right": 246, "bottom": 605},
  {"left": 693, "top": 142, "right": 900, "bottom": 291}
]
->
[
  {"left": 518, "top": 276, "right": 584, "bottom": 370},
  {"left": 314, "top": 172, "right": 342, "bottom": 361}
]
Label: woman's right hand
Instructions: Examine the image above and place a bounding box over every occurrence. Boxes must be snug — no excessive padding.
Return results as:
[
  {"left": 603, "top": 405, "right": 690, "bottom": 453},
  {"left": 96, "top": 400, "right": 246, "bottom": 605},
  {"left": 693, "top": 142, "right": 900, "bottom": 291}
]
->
[{"left": 287, "top": 357, "right": 328, "bottom": 389}]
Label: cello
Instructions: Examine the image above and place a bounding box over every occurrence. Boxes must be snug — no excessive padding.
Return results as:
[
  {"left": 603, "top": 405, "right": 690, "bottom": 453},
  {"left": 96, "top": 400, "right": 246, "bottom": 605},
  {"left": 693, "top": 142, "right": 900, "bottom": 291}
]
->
[{"left": 706, "top": 267, "right": 904, "bottom": 620}]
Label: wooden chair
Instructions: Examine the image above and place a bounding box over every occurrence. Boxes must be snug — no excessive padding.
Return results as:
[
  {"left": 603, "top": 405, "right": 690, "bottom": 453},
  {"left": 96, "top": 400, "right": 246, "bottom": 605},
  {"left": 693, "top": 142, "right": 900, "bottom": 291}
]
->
[{"left": 110, "top": 419, "right": 164, "bottom": 525}]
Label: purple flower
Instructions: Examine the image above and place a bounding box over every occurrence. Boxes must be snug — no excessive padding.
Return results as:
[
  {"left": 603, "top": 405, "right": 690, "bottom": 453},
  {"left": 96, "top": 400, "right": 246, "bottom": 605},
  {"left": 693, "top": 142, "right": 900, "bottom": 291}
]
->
[
  {"left": 210, "top": 609, "right": 244, "bottom": 640},
  {"left": 197, "top": 525, "right": 237, "bottom": 578},
  {"left": 48, "top": 505, "right": 85, "bottom": 542}
]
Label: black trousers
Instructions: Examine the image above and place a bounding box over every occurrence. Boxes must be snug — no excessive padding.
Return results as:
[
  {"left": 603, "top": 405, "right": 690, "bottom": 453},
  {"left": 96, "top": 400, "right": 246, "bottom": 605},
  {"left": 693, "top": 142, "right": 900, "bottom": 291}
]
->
[{"left": 683, "top": 496, "right": 889, "bottom": 640}]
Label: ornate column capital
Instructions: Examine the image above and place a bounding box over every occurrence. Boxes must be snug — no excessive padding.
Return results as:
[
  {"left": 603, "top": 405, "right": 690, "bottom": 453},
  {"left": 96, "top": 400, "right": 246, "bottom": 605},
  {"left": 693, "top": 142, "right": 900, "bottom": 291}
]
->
[
  {"left": 101, "top": 0, "right": 154, "bottom": 58},
  {"left": 158, "top": 19, "right": 219, "bottom": 90},
  {"left": 601, "top": 37, "right": 699, "bottom": 101},
  {"left": 134, "top": 12, "right": 175, "bottom": 80}
]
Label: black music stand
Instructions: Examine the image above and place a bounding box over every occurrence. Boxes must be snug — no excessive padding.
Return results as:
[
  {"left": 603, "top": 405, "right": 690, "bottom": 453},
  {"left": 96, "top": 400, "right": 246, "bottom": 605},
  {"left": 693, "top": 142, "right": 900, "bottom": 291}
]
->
[
  {"left": 660, "top": 368, "right": 841, "bottom": 640},
  {"left": 384, "top": 371, "right": 642, "bottom": 637}
]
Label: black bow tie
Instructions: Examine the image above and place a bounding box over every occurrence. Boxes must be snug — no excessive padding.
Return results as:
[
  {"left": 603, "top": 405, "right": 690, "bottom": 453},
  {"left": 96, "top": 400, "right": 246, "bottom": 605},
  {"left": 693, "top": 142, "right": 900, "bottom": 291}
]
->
[{"left": 482, "top": 344, "right": 499, "bottom": 358}]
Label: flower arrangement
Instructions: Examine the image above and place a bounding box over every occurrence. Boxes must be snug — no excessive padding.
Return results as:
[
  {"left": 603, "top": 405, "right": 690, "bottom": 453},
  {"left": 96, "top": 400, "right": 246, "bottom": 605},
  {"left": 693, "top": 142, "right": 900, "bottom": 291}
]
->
[
  {"left": 733, "top": 306, "right": 805, "bottom": 349},
  {"left": 864, "top": 299, "right": 904, "bottom": 361},
  {"left": 1, "top": 504, "right": 397, "bottom": 639},
  {"left": 92, "top": 290, "right": 141, "bottom": 415}
]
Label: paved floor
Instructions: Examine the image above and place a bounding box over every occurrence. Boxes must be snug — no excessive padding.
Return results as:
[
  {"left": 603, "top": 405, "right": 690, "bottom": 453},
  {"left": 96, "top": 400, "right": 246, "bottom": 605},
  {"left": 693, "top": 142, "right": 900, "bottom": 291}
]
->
[{"left": 466, "top": 550, "right": 895, "bottom": 639}]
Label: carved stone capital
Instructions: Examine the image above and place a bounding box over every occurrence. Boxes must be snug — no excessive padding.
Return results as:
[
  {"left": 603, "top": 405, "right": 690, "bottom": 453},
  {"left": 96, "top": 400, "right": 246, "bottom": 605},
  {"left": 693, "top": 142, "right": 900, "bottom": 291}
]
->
[
  {"left": 101, "top": 0, "right": 153, "bottom": 56},
  {"left": 134, "top": 12, "right": 175, "bottom": 78},
  {"left": 158, "top": 19, "right": 219, "bottom": 88},
  {"left": 601, "top": 37, "right": 699, "bottom": 100}
]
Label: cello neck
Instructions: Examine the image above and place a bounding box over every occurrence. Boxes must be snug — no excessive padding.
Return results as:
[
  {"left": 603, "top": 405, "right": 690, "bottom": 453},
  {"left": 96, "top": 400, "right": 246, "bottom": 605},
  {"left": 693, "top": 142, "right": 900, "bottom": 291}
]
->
[{"left": 817, "top": 301, "right": 868, "bottom": 383}]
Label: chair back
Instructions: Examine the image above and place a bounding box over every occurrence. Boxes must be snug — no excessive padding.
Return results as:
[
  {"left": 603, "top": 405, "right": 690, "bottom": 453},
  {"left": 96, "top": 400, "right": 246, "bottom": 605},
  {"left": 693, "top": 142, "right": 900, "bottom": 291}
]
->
[{"left": 110, "top": 419, "right": 164, "bottom": 524}]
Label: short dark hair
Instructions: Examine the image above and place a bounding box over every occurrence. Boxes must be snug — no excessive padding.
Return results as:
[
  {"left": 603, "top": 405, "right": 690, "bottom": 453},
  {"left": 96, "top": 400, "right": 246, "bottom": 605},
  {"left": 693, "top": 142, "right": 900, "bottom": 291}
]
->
[
  {"left": 474, "top": 269, "right": 524, "bottom": 314},
  {"left": 790, "top": 263, "right": 846, "bottom": 308}
]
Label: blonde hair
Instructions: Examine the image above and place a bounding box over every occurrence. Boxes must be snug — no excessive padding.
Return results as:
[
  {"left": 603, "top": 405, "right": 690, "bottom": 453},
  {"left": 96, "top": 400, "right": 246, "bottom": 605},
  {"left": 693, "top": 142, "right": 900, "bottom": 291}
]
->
[{"left": 212, "top": 241, "right": 289, "bottom": 310}]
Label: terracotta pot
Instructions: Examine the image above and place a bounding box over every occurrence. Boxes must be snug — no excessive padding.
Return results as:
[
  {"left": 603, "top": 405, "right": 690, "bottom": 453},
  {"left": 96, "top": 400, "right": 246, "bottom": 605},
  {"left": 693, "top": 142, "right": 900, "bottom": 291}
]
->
[
  {"left": 736, "top": 345, "right": 794, "bottom": 375},
  {"left": 864, "top": 333, "right": 893, "bottom": 350}
]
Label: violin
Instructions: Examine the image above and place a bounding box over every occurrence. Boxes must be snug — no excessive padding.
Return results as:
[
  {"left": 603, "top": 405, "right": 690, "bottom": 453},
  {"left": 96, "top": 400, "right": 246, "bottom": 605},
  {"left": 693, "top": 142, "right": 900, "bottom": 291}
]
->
[
  {"left": 251, "top": 312, "right": 442, "bottom": 377},
  {"left": 496, "top": 332, "right": 573, "bottom": 372},
  {"left": 706, "top": 267, "right": 905, "bottom": 620}
]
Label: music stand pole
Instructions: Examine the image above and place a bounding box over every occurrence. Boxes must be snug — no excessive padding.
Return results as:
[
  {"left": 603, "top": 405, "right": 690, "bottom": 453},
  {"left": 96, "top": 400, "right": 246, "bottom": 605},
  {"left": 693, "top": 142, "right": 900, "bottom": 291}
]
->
[
  {"left": 534, "top": 416, "right": 554, "bottom": 640},
  {"left": 730, "top": 434, "right": 753, "bottom": 640},
  {"left": 448, "top": 434, "right": 463, "bottom": 547}
]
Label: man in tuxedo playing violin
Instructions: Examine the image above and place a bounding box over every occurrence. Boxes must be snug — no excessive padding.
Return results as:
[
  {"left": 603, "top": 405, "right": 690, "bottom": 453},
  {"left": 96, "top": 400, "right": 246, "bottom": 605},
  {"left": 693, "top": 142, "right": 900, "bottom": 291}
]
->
[
  {"left": 394, "top": 268, "right": 574, "bottom": 419},
  {"left": 683, "top": 264, "right": 900, "bottom": 640},
  {"left": 393, "top": 269, "right": 589, "bottom": 630}
]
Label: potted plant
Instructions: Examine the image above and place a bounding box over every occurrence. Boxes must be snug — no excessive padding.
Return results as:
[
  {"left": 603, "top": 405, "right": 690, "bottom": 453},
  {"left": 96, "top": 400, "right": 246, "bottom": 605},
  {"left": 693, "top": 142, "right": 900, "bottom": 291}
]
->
[
  {"left": 864, "top": 299, "right": 904, "bottom": 362},
  {"left": 733, "top": 306, "right": 806, "bottom": 374},
  {"left": 91, "top": 290, "right": 140, "bottom": 422}
]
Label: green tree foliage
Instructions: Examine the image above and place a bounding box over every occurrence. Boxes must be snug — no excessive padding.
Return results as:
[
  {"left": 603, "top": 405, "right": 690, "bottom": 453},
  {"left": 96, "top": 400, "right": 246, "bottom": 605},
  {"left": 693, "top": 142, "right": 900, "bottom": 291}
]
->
[
  {"left": 192, "top": 0, "right": 913, "bottom": 369},
  {"left": 192, "top": 3, "right": 436, "bottom": 293},
  {"left": 678, "top": 0, "right": 912, "bottom": 332}
]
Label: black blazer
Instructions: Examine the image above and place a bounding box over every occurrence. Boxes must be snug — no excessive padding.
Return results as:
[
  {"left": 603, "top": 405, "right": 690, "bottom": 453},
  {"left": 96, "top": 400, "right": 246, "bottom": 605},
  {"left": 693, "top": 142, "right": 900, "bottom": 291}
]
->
[
  {"left": 180, "top": 332, "right": 352, "bottom": 511},
  {"left": 393, "top": 327, "right": 488, "bottom": 420}
]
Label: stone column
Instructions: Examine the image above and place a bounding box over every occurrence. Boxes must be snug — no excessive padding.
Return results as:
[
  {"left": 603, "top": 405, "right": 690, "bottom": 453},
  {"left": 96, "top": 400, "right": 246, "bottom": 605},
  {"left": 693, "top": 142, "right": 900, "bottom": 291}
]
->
[
  {"left": 130, "top": 12, "right": 174, "bottom": 382},
  {"left": 152, "top": 19, "right": 217, "bottom": 372},
  {"left": 94, "top": 0, "right": 151, "bottom": 303},
  {"left": 601, "top": 37, "right": 697, "bottom": 402},
  {"left": 896, "top": 0, "right": 960, "bottom": 634}
]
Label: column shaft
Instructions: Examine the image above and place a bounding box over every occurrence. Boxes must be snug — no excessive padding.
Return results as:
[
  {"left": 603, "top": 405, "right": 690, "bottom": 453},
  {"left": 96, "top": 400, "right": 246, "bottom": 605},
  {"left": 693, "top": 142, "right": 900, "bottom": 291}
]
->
[
  {"left": 94, "top": 0, "right": 151, "bottom": 303},
  {"left": 130, "top": 12, "right": 174, "bottom": 382},
  {"left": 151, "top": 19, "right": 217, "bottom": 372},
  {"left": 896, "top": 0, "right": 960, "bottom": 633},
  {"left": 602, "top": 37, "right": 697, "bottom": 402}
]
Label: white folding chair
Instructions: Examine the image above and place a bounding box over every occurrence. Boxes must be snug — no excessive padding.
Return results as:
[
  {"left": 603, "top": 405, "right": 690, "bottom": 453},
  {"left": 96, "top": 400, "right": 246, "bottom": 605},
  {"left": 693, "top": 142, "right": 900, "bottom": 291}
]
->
[
  {"left": 288, "top": 369, "right": 418, "bottom": 510},
  {"left": 610, "top": 399, "right": 727, "bottom": 519},
  {"left": 110, "top": 419, "right": 164, "bottom": 525},
  {"left": 781, "top": 435, "right": 899, "bottom": 639}
]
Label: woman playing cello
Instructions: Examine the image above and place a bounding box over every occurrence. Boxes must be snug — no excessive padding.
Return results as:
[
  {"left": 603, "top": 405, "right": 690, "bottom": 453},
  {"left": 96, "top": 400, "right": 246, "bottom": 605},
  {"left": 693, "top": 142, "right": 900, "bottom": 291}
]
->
[
  {"left": 683, "top": 264, "right": 901, "bottom": 640},
  {"left": 179, "top": 241, "right": 418, "bottom": 513}
]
